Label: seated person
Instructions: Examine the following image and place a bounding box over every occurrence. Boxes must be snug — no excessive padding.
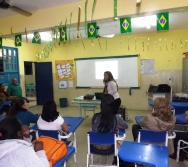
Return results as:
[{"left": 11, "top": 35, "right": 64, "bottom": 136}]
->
[
  {"left": 91, "top": 94, "right": 128, "bottom": 153},
  {"left": 169, "top": 110, "right": 188, "bottom": 161},
  {"left": 91, "top": 94, "right": 132, "bottom": 166},
  {"left": 0, "top": 117, "right": 49, "bottom": 167},
  {"left": 132, "top": 97, "right": 176, "bottom": 141},
  {"left": 37, "top": 100, "right": 69, "bottom": 133},
  {"left": 6, "top": 78, "right": 29, "bottom": 103},
  {"left": 0, "top": 83, "right": 18, "bottom": 101},
  {"left": 0, "top": 83, "right": 17, "bottom": 115},
  {"left": 7, "top": 98, "right": 39, "bottom": 127}
]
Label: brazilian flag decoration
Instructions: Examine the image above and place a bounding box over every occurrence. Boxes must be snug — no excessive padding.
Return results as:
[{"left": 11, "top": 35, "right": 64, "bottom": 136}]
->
[
  {"left": 0, "top": 37, "right": 2, "bottom": 49},
  {"left": 15, "top": 34, "right": 22, "bottom": 47},
  {"left": 120, "top": 17, "right": 132, "bottom": 34},
  {"left": 157, "top": 12, "right": 169, "bottom": 31},
  {"left": 87, "top": 22, "right": 97, "bottom": 38},
  {"left": 32, "top": 32, "right": 41, "bottom": 44},
  {"left": 59, "top": 27, "right": 67, "bottom": 42}
]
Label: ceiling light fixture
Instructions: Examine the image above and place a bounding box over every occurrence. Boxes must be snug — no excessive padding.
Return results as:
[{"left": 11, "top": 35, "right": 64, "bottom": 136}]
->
[{"left": 132, "top": 15, "right": 156, "bottom": 29}]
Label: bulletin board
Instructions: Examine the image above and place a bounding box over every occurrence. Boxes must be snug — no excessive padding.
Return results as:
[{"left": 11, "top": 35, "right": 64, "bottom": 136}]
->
[{"left": 55, "top": 60, "right": 74, "bottom": 80}]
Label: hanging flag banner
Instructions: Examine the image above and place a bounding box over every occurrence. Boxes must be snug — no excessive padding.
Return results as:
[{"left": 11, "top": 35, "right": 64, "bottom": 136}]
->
[
  {"left": 59, "top": 27, "right": 67, "bottom": 42},
  {"left": 157, "top": 12, "right": 169, "bottom": 31},
  {"left": 32, "top": 32, "right": 41, "bottom": 44},
  {"left": 15, "top": 34, "right": 22, "bottom": 47},
  {"left": 87, "top": 22, "right": 97, "bottom": 38},
  {"left": 0, "top": 37, "right": 2, "bottom": 48},
  {"left": 120, "top": 17, "right": 132, "bottom": 33}
]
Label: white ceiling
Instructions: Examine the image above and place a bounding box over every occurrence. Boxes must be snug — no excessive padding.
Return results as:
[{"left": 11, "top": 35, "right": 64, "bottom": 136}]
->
[
  {"left": 1, "top": 0, "right": 188, "bottom": 41},
  {"left": 0, "top": 0, "right": 80, "bottom": 18}
]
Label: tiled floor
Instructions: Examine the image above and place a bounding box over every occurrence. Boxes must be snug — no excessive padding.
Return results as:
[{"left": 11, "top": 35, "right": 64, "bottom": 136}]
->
[{"left": 29, "top": 105, "right": 188, "bottom": 167}]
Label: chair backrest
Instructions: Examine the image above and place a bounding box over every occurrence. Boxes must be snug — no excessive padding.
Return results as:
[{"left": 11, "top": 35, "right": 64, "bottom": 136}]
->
[
  {"left": 87, "top": 131, "right": 117, "bottom": 155},
  {"left": 138, "top": 129, "right": 168, "bottom": 146},
  {"left": 36, "top": 129, "right": 60, "bottom": 140},
  {"left": 0, "top": 115, "right": 6, "bottom": 121}
]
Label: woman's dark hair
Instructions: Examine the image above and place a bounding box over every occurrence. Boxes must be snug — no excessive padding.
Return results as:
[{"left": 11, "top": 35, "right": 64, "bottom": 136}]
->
[
  {"left": 41, "top": 100, "right": 59, "bottom": 122},
  {"left": 7, "top": 98, "right": 25, "bottom": 116},
  {"left": 94, "top": 94, "right": 116, "bottom": 132},
  {"left": 0, "top": 117, "right": 22, "bottom": 140},
  {"left": 103, "top": 71, "right": 118, "bottom": 90}
]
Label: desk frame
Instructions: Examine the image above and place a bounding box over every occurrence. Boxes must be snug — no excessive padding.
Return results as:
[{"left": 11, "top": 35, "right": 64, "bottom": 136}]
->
[{"left": 72, "top": 96, "right": 101, "bottom": 117}]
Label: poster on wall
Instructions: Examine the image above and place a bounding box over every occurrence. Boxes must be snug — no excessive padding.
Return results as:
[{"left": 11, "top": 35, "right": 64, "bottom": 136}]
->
[
  {"left": 55, "top": 60, "right": 74, "bottom": 80},
  {"left": 140, "top": 59, "right": 155, "bottom": 74}
]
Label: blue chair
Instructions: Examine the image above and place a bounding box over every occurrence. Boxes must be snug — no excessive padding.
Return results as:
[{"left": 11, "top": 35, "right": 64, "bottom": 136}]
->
[
  {"left": 0, "top": 115, "right": 6, "bottom": 121},
  {"left": 87, "top": 131, "right": 126, "bottom": 167},
  {"left": 138, "top": 129, "right": 168, "bottom": 146},
  {"left": 35, "top": 129, "right": 76, "bottom": 167},
  {"left": 54, "top": 146, "right": 76, "bottom": 167},
  {"left": 135, "top": 116, "right": 176, "bottom": 141},
  {"left": 35, "top": 129, "right": 73, "bottom": 146}
]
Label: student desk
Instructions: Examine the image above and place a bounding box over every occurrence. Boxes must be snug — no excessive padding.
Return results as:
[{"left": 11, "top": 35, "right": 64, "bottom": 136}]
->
[
  {"left": 71, "top": 96, "right": 101, "bottom": 117},
  {"left": 171, "top": 102, "right": 188, "bottom": 115},
  {"left": 135, "top": 116, "right": 144, "bottom": 125},
  {"left": 30, "top": 116, "right": 84, "bottom": 153},
  {"left": 169, "top": 102, "right": 188, "bottom": 125},
  {"left": 118, "top": 141, "right": 168, "bottom": 167}
]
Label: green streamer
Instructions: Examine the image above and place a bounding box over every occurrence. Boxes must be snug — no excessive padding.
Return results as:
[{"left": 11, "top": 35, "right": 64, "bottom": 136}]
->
[
  {"left": 68, "top": 12, "right": 72, "bottom": 41},
  {"left": 85, "top": 0, "right": 88, "bottom": 34},
  {"left": 114, "top": 0, "right": 118, "bottom": 20},
  {"left": 91, "top": 0, "right": 97, "bottom": 21}
]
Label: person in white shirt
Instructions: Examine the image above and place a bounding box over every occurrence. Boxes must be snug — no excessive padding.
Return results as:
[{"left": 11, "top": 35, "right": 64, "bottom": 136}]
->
[
  {"left": 37, "top": 100, "right": 69, "bottom": 132},
  {"left": 103, "top": 71, "right": 121, "bottom": 114},
  {"left": 0, "top": 117, "right": 49, "bottom": 167}
]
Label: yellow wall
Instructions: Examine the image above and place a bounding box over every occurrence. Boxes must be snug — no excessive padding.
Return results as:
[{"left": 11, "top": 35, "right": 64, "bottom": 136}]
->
[
  {"left": 3, "top": 39, "right": 43, "bottom": 96},
  {"left": 1, "top": 0, "right": 188, "bottom": 110},
  {"left": 1, "top": 0, "right": 188, "bottom": 35},
  {"left": 34, "top": 28, "right": 187, "bottom": 110}
]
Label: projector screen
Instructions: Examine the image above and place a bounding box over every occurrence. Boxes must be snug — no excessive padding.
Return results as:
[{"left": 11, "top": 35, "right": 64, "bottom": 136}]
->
[{"left": 75, "top": 55, "right": 140, "bottom": 88}]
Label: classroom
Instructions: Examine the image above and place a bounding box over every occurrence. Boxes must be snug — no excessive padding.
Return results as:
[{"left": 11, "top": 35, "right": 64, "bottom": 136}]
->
[{"left": 0, "top": 0, "right": 188, "bottom": 167}]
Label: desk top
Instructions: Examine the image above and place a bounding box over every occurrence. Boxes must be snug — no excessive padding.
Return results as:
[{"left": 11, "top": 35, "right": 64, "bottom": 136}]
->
[
  {"left": 171, "top": 102, "right": 188, "bottom": 107},
  {"left": 64, "top": 116, "right": 84, "bottom": 133},
  {"left": 175, "top": 113, "right": 187, "bottom": 124},
  {"left": 30, "top": 116, "right": 84, "bottom": 133},
  {"left": 118, "top": 141, "right": 168, "bottom": 167},
  {"left": 72, "top": 96, "right": 101, "bottom": 105},
  {"left": 135, "top": 116, "right": 144, "bottom": 125}
]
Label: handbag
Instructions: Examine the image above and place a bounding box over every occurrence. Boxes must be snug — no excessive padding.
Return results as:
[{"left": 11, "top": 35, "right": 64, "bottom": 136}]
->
[{"left": 36, "top": 136, "right": 68, "bottom": 167}]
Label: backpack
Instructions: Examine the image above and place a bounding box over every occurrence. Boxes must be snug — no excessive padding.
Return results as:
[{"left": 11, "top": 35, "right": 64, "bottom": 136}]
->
[{"left": 36, "top": 136, "right": 68, "bottom": 167}]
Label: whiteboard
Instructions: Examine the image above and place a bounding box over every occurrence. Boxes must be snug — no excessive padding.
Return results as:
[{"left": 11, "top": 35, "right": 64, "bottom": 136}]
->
[{"left": 75, "top": 55, "right": 140, "bottom": 87}]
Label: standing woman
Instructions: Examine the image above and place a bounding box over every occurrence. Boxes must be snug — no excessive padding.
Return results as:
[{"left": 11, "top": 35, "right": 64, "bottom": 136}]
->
[{"left": 103, "top": 71, "right": 121, "bottom": 114}]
